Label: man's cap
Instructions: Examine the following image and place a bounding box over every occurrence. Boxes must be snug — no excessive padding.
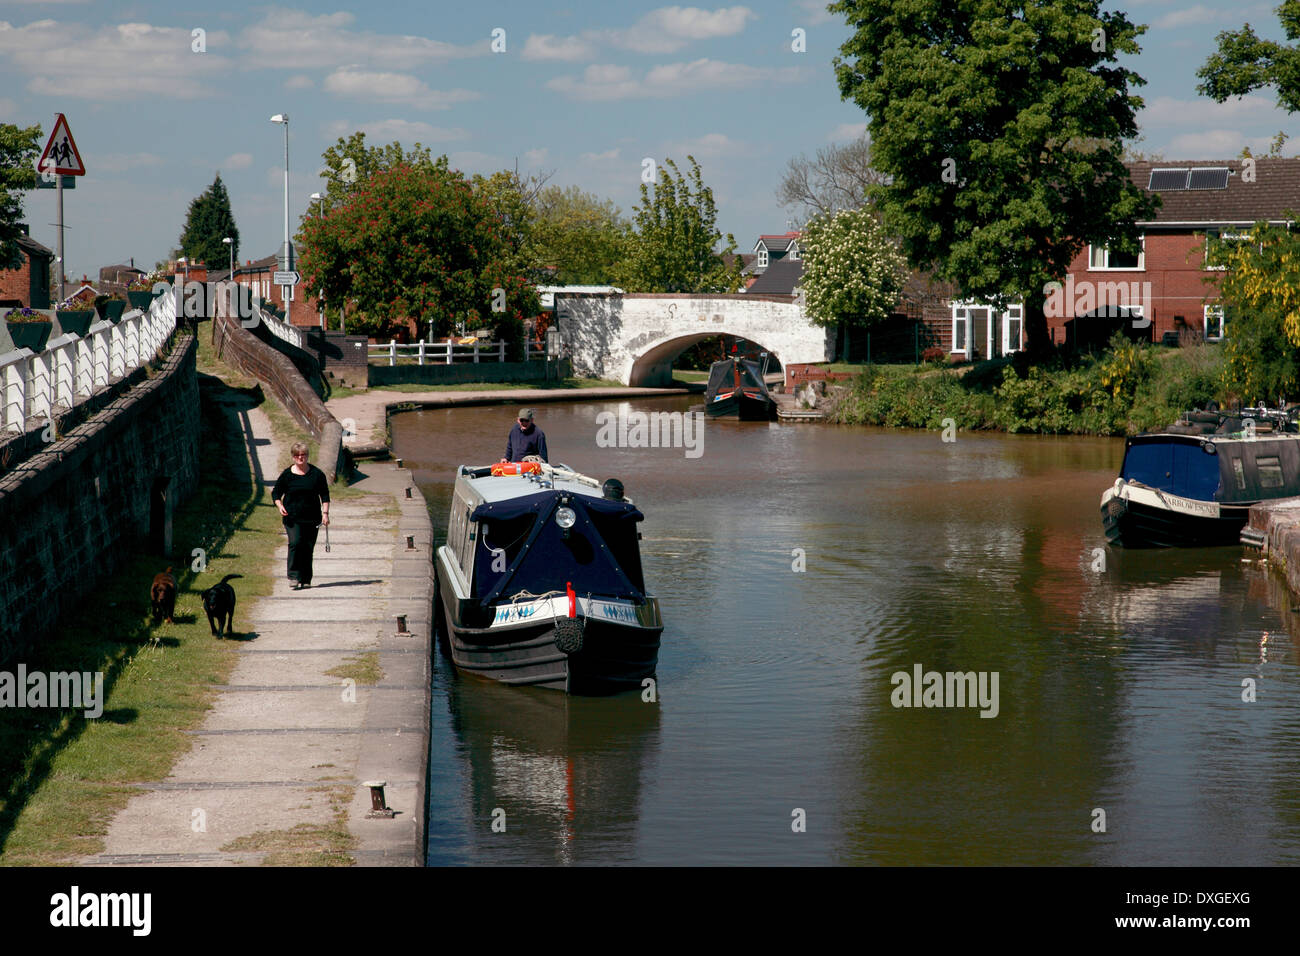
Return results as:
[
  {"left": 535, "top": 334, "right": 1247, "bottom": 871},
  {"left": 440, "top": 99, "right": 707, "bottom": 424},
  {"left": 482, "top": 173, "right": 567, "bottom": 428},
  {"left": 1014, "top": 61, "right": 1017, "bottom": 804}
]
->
[{"left": 519, "top": 408, "right": 535, "bottom": 420}]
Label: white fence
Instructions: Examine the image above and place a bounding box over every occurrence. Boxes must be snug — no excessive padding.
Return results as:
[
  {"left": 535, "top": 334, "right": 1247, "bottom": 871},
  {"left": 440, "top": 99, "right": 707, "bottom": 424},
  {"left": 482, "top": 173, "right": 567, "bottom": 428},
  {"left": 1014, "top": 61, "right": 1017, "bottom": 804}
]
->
[
  {"left": 369, "top": 340, "right": 548, "bottom": 365},
  {"left": 255, "top": 303, "right": 306, "bottom": 350},
  {"left": 1, "top": 290, "right": 177, "bottom": 438}
]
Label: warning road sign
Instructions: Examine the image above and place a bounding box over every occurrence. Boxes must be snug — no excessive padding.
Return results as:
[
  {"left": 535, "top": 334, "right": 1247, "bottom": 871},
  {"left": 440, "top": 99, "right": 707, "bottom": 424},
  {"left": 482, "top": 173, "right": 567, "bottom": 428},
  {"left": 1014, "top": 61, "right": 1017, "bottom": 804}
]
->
[{"left": 37, "top": 114, "right": 86, "bottom": 176}]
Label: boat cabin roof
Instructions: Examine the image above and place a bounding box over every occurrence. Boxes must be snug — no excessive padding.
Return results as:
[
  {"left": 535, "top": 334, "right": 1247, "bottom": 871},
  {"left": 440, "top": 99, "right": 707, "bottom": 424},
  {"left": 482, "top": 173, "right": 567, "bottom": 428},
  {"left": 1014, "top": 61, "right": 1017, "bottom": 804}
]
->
[{"left": 453, "top": 464, "right": 626, "bottom": 508}]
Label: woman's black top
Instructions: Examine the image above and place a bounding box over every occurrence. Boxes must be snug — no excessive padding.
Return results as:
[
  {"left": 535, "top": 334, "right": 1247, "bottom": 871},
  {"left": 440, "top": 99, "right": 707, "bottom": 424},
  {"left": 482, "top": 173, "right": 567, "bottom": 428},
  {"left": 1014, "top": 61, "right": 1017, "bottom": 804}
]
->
[{"left": 272, "top": 464, "right": 329, "bottom": 524}]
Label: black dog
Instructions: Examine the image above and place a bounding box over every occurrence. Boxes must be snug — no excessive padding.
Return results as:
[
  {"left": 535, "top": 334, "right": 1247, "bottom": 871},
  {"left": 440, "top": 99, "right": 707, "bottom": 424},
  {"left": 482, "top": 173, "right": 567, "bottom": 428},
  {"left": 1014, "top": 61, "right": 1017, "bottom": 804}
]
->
[{"left": 201, "top": 574, "right": 243, "bottom": 638}]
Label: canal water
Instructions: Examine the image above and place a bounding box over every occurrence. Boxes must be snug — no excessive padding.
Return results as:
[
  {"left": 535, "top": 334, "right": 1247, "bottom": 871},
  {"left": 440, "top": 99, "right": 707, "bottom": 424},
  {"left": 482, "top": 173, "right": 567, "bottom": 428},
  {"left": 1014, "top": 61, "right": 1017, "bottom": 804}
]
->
[{"left": 395, "top": 395, "right": 1300, "bottom": 865}]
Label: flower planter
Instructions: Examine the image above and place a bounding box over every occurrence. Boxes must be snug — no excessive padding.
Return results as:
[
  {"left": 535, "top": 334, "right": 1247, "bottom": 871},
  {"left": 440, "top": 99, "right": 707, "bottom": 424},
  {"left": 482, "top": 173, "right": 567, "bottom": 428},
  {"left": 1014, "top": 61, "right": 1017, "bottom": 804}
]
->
[
  {"left": 5, "top": 319, "right": 53, "bottom": 352},
  {"left": 126, "top": 291, "right": 153, "bottom": 312},
  {"left": 56, "top": 310, "right": 95, "bottom": 336},
  {"left": 97, "top": 300, "right": 126, "bottom": 323}
]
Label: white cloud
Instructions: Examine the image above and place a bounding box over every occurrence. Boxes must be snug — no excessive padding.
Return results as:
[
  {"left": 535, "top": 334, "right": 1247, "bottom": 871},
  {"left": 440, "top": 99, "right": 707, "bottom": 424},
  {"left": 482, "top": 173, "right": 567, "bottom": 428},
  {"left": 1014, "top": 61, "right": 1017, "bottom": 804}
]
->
[
  {"left": 665, "top": 133, "right": 745, "bottom": 157},
  {"left": 829, "top": 122, "right": 867, "bottom": 141},
  {"left": 239, "top": 10, "right": 482, "bottom": 70},
  {"left": 0, "top": 20, "right": 232, "bottom": 99},
  {"left": 285, "top": 74, "right": 314, "bottom": 90},
  {"left": 549, "top": 58, "right": 800, "bottom": 100},
  {"left": 523, "top": 148, "right": 550, "bottom": 166},
  {"left": 1139, "top": 94, "right": 1281, "bottom": 128},
  {"left": 324, "top": 118, "right": 468, "bottom": 142},
  {"left": 794, "top": 0, "right": 836, "bottom": 26},
  {"left": 322, "top": 68, "right": 479, "bottom": 109},
  {"left": 0, "top": 97, "right": 17, "bottom": 117},
  {"left": 522, "top": 33, "right": 594, "bottom": 61},
  {"left": 222, "top": 152, "right": 254, "bottom": 169},
  {"left": 580, "top": 148, "right": 622, "bottom": 162},
  {"left": 1163, "top": 129, "right": 1278, "bottom": 157},
  {"left": 1153, "top": 5, "right": 1220, "bottom": 28},
  {"left": 522, "top": 6, "right": 755, "bottom": 61},
  {"left": 447, "top": 151, "right": 503, "bottom": 175}
]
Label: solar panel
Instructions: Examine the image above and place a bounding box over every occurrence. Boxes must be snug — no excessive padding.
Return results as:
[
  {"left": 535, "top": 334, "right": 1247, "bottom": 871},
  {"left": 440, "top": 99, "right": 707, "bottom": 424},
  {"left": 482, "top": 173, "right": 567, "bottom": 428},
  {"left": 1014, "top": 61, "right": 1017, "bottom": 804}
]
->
[
  {"left": 1149, "top": 168, "right": 1190, "bottom": 190},
  {"left": 1188, "top": 167, "right": 1231, "bottom": 190}
]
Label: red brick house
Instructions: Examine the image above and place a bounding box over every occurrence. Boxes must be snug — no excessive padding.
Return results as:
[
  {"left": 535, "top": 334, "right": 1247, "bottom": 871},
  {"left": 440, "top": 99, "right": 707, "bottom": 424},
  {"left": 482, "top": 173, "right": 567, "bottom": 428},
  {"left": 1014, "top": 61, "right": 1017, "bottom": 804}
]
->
[
  {"left": 211, "top": 253, "right": 323, "bottom": 328},
  {"left": 0, "top": 231, "right": 54, "bottom": 309}
]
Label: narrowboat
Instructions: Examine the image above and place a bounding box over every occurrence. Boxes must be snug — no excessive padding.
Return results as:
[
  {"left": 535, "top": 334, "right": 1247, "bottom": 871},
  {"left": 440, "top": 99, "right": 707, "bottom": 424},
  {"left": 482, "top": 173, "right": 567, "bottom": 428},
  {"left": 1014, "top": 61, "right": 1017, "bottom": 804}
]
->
[
  {"left": 1101, "top": 405, "right": 1300, "bottom": 547},
  {"left": 434, "top": 461, "right": 663, "bottom": 694},
  {"left": 704, "top": 356, "right": 777, "bottom": 420}
]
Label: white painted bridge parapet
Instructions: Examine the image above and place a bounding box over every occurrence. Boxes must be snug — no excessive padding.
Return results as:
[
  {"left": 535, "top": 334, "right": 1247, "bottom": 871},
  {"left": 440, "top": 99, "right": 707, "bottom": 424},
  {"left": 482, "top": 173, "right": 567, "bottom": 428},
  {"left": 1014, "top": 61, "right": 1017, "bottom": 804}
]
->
[{"left": 555, "top": 292, "right": 833, "bottom": 386}]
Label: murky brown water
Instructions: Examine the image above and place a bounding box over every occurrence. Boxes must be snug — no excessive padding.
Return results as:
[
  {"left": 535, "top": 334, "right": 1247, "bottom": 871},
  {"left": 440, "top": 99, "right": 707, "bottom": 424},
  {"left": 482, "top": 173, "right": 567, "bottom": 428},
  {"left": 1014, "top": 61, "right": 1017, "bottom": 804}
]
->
[{"left": 395, "top": 395, "right": 1300, "bottom": 865}]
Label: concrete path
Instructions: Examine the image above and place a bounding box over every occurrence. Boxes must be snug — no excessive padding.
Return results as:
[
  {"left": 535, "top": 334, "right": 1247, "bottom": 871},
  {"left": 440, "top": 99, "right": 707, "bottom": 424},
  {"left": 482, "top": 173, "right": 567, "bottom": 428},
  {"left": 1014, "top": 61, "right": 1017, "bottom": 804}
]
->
[
  {"left": 82, "top": 403, "right": 433, "bottom": 867},
  {"left": 328, "top": 386, "right": 691, "bottom": 454}
]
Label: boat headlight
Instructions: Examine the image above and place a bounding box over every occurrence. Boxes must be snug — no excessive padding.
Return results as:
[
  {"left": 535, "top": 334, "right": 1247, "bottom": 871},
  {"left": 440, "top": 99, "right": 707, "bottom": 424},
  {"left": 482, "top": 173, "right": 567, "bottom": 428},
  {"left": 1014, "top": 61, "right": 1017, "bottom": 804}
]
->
[{"left": 556, "top": 506, "right": 577, "bottom": 529}]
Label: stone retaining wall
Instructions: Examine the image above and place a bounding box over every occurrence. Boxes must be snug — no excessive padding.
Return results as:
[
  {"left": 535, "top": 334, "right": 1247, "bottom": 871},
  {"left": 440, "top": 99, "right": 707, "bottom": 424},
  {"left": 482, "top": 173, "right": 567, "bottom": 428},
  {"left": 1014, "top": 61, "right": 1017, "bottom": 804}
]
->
[
  {"left": 212, "top": 312, "right": 344, "bottom": 481},
  {"left": 0, "top": 333, "right": 199, "bottom": 663}
]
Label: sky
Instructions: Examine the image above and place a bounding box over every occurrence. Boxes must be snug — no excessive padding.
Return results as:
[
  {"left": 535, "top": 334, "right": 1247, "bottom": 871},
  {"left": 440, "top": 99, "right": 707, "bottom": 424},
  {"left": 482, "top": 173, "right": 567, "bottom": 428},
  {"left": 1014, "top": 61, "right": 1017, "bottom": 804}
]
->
[{"left": 2, "top": 0, "right": 1298, "bottom": 283}]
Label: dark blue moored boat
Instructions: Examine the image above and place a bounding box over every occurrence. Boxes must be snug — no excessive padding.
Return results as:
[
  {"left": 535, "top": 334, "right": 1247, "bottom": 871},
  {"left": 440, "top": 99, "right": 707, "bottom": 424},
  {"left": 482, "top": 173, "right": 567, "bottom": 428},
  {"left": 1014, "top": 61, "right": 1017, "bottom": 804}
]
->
[
  {"left": 435, "top": 461, "right": 662, "bottom": 694},
  {"left": 1101, "top": 406, "right": 1300, "bottom": 547},
  {"left": 704, "top": 356, "right": 777, "bottom": 420}
]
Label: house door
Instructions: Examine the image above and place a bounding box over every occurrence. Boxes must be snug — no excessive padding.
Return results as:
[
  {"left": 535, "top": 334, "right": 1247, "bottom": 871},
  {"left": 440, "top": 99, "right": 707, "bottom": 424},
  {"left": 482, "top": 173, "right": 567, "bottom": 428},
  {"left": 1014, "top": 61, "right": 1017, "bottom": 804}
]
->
[{"left": 969, "top": 307, "right": 990, "bottom": 361}]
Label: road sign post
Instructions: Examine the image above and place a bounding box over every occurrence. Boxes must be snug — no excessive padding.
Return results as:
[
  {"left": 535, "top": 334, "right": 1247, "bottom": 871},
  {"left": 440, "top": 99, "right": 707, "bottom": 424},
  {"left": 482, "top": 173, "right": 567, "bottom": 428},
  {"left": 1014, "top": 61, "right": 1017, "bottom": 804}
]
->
[{"left": 37, "top": 114, "right": 87, "bottom": 303}]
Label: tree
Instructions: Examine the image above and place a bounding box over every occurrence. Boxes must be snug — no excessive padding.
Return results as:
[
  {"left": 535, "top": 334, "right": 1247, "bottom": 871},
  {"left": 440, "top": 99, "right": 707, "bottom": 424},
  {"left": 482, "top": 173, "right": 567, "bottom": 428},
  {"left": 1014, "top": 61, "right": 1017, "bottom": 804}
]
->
[
  {"left": 529, "top": 185, "right": 630, "bottom": 284},
  {"left": 777, "top": 134, "right": 888, "bottom": 227},
  {"left": 1208, "top": 222, "right": 1300, "bottom": 401},
  {"left": 0, "top": 122, "right": 41, "bottom": 270},
  {"left": 1198, "top": 1, "right": 1300, "bottom": 112},
  {"left": 617, "top": 156, "right": 742, "bottom": 294},
  {"left": 317, "top": 132, "right": 455, "bottom": 214},
  {"left": 830, "top": 0, "right": 1157, "bottom": 359},
  {"left": 296, "top": 162, "right": 539, "bottom": 342},
  {"left": 179, "top": 174, "right": 239, "bottom": 269},
  {"left": 800, "top": 207, "right": 908, "bottom": 336}
]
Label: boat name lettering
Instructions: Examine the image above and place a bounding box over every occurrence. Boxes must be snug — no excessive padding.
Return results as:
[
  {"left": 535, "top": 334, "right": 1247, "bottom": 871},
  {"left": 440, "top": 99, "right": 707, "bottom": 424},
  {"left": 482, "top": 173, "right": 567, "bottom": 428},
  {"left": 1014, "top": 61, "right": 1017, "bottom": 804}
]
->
[{"left": 1161, "top": 492, "right": 1219, "bottom": 517}]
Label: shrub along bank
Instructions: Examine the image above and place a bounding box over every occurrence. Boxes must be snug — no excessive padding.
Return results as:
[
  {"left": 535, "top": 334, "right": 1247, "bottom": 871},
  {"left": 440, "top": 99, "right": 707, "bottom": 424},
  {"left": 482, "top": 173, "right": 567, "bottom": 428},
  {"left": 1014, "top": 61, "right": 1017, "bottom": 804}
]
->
[{"left": 832, "top": 335, "right": 1225, "bottom": 436}]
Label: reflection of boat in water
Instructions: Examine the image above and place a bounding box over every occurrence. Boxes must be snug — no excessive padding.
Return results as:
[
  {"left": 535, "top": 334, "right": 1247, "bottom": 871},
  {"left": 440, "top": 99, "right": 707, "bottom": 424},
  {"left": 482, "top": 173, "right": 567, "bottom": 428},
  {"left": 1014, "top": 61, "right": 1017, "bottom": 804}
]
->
[
  {"left": 1101, "top": 406, "right": 1300, "bottom": 547},
  {"left": 704, "top": 356, "right": 777, "bottom": 420},
  {"left": 434, "top": 461, "right": 663, "bottom": 694},
  {"left": 440, "top": 672, "right": 661, "bottom": 863}
]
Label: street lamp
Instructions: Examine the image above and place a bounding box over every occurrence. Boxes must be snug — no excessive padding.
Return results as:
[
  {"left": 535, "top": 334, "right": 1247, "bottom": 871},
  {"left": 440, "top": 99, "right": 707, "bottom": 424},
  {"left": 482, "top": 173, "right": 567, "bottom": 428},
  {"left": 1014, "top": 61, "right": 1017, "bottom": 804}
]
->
[
  {"left": 308, "top": 193, "right": 325, "bottom": 328},
  {"left": 270, "top": 113, "right": 292, "bottom": 322},
  {"left": 222, "top": 237, "right": 234, "bottom": 321}
]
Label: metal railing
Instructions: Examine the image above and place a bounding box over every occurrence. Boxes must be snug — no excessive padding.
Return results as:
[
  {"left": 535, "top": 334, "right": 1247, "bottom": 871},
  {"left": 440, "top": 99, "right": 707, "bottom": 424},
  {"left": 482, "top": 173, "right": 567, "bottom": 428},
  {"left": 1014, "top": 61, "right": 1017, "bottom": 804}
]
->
[
  {"left": 2, "top": 289, "right": 177, "bottom": 437},
  {"left": 369, "top": 340, "right": 549, "bottom": 365}
]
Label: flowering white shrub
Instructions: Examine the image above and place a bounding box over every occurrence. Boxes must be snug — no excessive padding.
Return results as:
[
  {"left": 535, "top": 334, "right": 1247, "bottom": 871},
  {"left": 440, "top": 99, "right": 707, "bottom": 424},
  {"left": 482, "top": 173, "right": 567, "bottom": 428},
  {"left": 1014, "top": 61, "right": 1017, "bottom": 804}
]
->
[{"left": 800, "top": 207, "right": 907, "bottom": 330}]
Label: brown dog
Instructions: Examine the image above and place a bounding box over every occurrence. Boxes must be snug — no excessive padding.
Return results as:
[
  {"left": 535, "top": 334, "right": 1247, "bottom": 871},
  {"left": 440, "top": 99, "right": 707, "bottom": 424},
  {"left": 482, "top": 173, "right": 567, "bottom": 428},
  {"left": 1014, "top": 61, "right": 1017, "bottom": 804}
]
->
[{"left": 151, "top": 567, "right": 177, "bottom": 624}]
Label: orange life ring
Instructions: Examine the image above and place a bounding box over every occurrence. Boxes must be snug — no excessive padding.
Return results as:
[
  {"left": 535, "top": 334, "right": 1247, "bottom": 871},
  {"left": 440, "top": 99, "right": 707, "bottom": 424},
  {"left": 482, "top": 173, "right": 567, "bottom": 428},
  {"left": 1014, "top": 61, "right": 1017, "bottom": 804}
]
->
[{"left": 491, "top": 461, "right": 542, "bottom": 476}]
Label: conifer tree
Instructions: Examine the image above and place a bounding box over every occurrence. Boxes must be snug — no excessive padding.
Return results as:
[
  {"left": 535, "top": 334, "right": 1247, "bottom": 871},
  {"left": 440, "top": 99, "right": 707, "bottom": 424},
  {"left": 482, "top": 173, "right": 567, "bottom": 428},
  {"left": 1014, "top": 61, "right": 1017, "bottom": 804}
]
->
[{"left": 179, "top": 174, "right": 239, "bottom": 270}]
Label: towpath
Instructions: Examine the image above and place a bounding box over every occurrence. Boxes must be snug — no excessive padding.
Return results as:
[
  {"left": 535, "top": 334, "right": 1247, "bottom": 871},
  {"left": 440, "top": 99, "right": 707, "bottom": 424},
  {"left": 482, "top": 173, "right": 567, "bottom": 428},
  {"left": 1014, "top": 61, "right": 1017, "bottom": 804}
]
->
[{"left": 82, "top": 402, "right": 433, "bottom": 867}]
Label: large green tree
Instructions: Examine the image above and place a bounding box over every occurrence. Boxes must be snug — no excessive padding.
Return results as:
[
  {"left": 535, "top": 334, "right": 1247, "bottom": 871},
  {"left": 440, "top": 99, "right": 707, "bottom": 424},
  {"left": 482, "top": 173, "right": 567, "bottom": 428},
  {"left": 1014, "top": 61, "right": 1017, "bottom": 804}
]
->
[
  {"left": 530, "top": 185, "right": 630, "bottom": 284},
  {"left": 1198, "top": 1, "right": 1300, "bottom": 112},
  {"left": 317, "top": 132, "right": 451, "bottom": 212},
  {"left": 179, "top": 174, "right": 239, "bottom": 270},
  {"left": 617, "top": 156, "right": 742, "bottom": 293},
  {"left": 800, "top": 207, "right": 908, "bottom": 334},
  {"left": 1, "top": 122, "right": 42, "bottom": 269},
  {"left": 296, "top": 162, "right": 539, "bottom": 342},
  {"left": 830, "top": 0, "right": 1157, "bottom": 359}
]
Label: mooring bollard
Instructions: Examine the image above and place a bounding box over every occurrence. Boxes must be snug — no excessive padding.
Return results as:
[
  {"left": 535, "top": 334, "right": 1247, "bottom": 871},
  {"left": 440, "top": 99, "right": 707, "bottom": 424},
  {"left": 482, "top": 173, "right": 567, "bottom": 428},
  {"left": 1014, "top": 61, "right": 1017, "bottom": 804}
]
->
[
  {"left": 404, "top": 486, "right": 412, "bottom": 499},
  {"left": 396, "top": 614, "right": 408, "bottom": 634},
  {"left": 406, "top": 534, "right": 416, "bottom": 551},
  {"left": 396, "top": 458, "right": 404, "bottom": 468},
  {"left": 364, "top": 780, "right": 395, "bottom": 819}
]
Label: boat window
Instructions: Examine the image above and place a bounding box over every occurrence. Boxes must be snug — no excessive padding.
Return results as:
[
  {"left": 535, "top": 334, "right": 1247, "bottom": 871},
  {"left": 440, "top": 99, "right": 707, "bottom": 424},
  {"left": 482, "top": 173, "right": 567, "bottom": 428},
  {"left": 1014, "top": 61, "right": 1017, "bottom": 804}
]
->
[
  {"left": 1233, "top": 458, "right": 1246, "bottom": 490},
  {"left": 1258, "top": 456, "right": 1285, "bottom": 489},
  {"left": 479, "top": 515, "right": 536, "bottom": 568},
  {"left": 1122, "top": 441, "right": 1220, "bottom": 498},
  {"left": 589, "top": 510, "right": 646, "bottom": 592}
]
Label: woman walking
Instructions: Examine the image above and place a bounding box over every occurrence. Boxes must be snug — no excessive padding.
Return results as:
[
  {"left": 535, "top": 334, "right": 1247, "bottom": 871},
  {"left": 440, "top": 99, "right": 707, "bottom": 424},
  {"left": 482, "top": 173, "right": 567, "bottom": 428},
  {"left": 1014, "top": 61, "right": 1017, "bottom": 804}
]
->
[{"left": 272, "top": 442, "right": 330, "bottom": 589}]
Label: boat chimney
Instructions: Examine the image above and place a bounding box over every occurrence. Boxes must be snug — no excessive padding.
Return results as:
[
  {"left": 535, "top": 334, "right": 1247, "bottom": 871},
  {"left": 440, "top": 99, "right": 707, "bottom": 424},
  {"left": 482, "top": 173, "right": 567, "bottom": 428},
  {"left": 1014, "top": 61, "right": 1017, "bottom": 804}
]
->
[{"left": 603, "top": 478, "right": 624, "bottom": 501}]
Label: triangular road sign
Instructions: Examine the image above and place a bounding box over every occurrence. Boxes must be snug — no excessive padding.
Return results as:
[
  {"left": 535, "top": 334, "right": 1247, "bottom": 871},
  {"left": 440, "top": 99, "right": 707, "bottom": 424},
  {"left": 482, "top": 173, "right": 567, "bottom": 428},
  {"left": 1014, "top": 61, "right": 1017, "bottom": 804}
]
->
[{"left": 37, "top": 114, "right": 86, "bottom": 176}]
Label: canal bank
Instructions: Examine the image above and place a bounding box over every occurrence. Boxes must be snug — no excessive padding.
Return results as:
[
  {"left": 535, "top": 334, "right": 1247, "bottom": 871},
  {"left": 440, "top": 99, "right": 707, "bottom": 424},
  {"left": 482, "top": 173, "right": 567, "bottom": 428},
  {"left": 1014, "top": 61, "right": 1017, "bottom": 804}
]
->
[{"left": 78, "top": 404, "right": 434, "bottom": 867}]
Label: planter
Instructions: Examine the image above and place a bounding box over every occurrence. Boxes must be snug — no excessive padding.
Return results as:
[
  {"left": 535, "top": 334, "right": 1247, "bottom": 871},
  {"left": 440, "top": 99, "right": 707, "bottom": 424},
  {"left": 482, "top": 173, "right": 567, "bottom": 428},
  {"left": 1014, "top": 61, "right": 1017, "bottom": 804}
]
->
[
  {"left": 126, "top": 291, "right": 153, "bottom": 312},
  {"left": 5, "top": 319, "right": 53, "bottom": 352},
  {"left": 56, "top": 310, "right": 95, "bottom": 336},
  {"left": 98, "top": 300, "right": 126, "bottom": 323}
]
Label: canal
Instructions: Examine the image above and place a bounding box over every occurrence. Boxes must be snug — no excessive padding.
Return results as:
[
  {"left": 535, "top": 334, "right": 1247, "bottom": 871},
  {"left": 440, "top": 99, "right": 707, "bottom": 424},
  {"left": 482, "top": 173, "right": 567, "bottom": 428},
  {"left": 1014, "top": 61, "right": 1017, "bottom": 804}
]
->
[{"left": 393, "top": 394, "right": 1300, "bottom": 865}]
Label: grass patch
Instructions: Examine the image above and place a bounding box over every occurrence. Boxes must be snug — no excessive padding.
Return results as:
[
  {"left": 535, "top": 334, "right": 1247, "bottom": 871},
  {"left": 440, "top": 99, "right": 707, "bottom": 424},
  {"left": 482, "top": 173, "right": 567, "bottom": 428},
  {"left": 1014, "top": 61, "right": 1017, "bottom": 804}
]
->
[
  {"left": 220, "top": 784, "right": 355, "bottom": 866},
  {"left": 324, "top": 653, "right": 383, "bottom": 686}
]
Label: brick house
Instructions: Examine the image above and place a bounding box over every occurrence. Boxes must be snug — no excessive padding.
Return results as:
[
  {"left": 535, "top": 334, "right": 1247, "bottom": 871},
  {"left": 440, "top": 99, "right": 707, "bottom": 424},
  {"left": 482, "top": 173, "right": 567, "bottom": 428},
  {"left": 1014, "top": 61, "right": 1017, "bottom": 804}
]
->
[
  {"left": 0, "top": 231, "right": 54, "bottom": 309},
  {"left": 211, "top": 253, "right": 322, "bottom": 328}
]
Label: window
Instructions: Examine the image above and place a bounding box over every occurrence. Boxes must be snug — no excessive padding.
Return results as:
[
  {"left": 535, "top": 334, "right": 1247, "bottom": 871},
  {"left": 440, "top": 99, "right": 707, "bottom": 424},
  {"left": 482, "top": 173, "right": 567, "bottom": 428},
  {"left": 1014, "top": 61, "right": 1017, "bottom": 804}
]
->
[
  {"left": 1003, "top": 305, "right": 1023, "bottom": 354},
  {"left": 1089, "top": 236, "right": 1144, "bottom": 271},
  {"left": 789, "top": 244, "right": 800, "bottom": 261},
  {"left": 951, "top": 306, "right": 968, "bottom": 354},
  {"left": 1258, "top": 456, "right": 1284, "bottom": 489},
  {"left": 1204, "top": 305, "right": 1224, "bottom": 341},
  {"left": 757, "top": 248, "right": 768, "bottom": 268},
  {"left": 1233, "top": 458, "right": 1246, "bottom": 490},
  {"left": 1204, "top": 230, "right": 1249, "bottom": 271}
]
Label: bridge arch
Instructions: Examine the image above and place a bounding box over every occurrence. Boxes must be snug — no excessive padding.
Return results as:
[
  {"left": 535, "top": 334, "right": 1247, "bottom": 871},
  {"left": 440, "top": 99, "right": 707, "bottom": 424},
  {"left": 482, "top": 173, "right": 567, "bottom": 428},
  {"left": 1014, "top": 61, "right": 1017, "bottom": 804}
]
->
[{"left": 627, "top": 331, "right": 783, "bottom": 387}]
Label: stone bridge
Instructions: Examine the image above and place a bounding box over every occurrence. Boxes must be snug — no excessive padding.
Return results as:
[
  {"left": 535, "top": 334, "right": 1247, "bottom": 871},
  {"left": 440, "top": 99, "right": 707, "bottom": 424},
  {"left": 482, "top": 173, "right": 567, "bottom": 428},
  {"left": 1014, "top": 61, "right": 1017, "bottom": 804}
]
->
[{"left": 555, "top": 292, "right": 833, "bottom": 386}]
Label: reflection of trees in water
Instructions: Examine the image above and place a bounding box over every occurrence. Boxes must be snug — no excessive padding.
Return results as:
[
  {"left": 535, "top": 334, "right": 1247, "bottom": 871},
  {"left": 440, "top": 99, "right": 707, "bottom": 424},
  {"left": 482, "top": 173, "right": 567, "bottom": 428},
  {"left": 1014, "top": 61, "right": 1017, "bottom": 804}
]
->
[{"left": 443, "top": 672, "right": 661, "bottom": 864}]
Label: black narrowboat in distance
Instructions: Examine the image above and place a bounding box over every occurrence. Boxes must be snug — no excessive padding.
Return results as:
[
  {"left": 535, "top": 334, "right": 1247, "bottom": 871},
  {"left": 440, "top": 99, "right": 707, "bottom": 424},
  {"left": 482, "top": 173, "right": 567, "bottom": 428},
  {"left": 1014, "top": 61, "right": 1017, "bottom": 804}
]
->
[
  {"left": 435, "top": 461, "right": 663, "bottom": 694},
  {"left": 1101, "top": 406, "right": 1300, "bottom": 547},
  {"left": 704, "top": 356, "right": 777, "bottom": 420}
]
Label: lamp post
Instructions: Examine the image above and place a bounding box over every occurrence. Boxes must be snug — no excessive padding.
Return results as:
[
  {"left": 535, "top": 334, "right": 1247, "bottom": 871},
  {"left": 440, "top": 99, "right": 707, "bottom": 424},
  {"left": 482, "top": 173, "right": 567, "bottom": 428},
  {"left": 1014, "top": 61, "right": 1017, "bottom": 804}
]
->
[
  {"left": 308, "top": 193, "right": 325, "bottom": 329},
  {"left": 270, "top": 113, "right": 292, "bottom": 322}
]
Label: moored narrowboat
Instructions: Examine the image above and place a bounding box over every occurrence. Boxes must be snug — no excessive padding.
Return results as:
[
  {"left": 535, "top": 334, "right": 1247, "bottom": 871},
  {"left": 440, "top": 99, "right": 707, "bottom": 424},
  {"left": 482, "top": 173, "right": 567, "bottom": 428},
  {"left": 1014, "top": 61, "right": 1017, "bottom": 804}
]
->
[
  {"left": 1101, "top": 406, "right": 1300, "bottom": 547},
  {"left": 704, "top": 356, "right": 777, "bottom": 420},
  {"left": 435, "top": 461, "right": 663, "bottom": 694}
]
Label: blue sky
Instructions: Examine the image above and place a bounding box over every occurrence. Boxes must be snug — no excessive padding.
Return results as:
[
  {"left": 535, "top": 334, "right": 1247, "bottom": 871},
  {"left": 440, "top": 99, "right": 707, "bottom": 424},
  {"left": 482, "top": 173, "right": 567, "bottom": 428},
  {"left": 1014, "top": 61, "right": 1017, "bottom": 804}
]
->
[{"left": 1, "top": 0, "right": 1297, "bottom": 281}]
